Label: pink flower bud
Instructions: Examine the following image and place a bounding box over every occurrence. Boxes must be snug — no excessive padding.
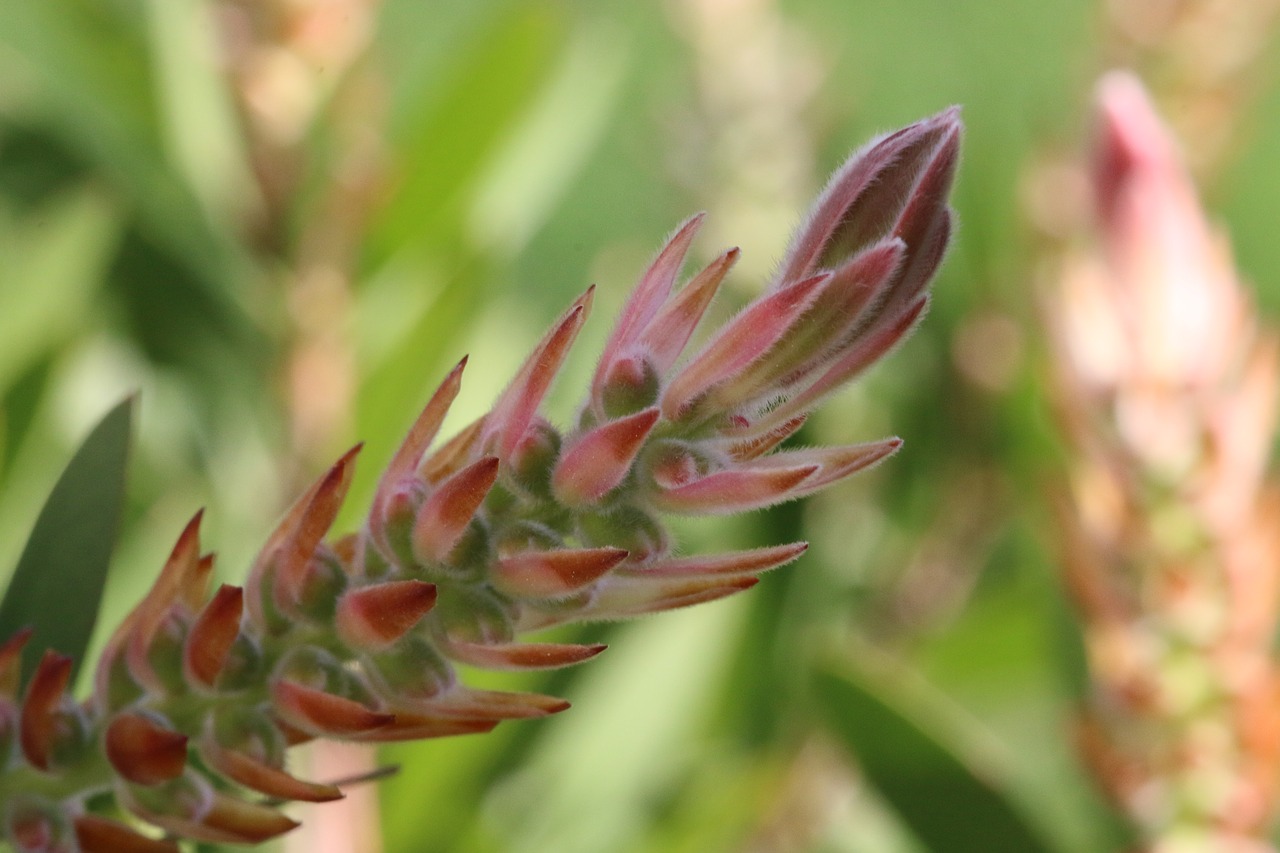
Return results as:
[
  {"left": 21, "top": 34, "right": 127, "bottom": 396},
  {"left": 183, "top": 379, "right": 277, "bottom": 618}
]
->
[
  {"left": 494, "top": 547, "right": 629, "bottom": 599},
  {"left": 651, "top": 463, "right": 819, "bottom": 515},
  {"left": 661, "top": 272, "right": 830, "bottom": 421},
  {"left": 412, "top": 456, "right": 500, "bottom": 564},
  {"left": 620, "top": 542, "right": 808, "bottom": 579},
  {"left": 446, "top": 639, "right": 607, "bottom": 671},
  {"left": 484, "top": 288, "right": 593, "bottom": 460},
  {"left": 19, "top": 650, "right": 72, "bottom": 770},
  {"left": 335, "top": 580, "right": 438, "bottom": 649},
  {"left": 594, "top": 213, "right": 706, "bottom": 401},
  {"left": 775, "top": 107, "right": 960, "bottom": 300},
  {"left": 104, "top": 712, "right": 188, "bottom": 786},
  {"left": 271, "top": 679, "right": 394, "bottom": 737},
  {"left": 552, "top": 408, "right": 660, "bottom": 506}
]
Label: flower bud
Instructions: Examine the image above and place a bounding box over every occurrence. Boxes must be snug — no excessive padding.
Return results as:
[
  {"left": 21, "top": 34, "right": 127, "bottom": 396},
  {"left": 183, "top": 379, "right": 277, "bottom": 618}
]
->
[{"left": 105, "top": 712, "right": 188, "bottom": 786}]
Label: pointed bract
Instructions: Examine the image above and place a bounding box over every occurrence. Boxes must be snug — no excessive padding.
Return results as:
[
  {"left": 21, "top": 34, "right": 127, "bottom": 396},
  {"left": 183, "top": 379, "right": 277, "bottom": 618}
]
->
[
  {"left": 200, "top": 727, "right": 342, "bottom": 803},
  {"left": 652, "top": 464, "right": 819, "bottom": 515},
  {"left": 271, "top": 446, "right": 361, "bottom": 615},
  {"left": 423, "top": 686, "right": 571, "bottom": 720},
  {"left": 371, "top": 358, "right": 466, "bottom": 527},
  {"left": 344, "top": 712, "right": 498, "bottom": 742},
  {"left": 336, "top": 580, "right": 438, "bottom": 649},
  {"left": 0, "top": 627, "right": 33, "bottom": 698},
  {"left": 494, "top": 547, "right": 629, "bottom": 599},
  {"left": 594, "top": 213, "right": 705, "bottom": 399},
  {"left": 552, "top": 408, "right": 660, "bottom": 506},
  {"left": 446, "top": 639, "right": 607, "bottom": 671},
  {"left": 19, "top": 650, "right": 72, "bottom": 770},
  {"left": 104, "top": 713, "right": 188, "bottom": 785},
  {"left": 74, "top": 815, "right": 180, "bottom": 853},
  {"left": 638, "top": 246, "right": 739, "bottom": 375},
  {"left": 272, "top": 680, "right": 394, "bottom": 736},
  {"left": 662, "top": 273, "right": 829, "bottom": 420},
  {"left": 98, "top": 512, "right": 203, "bottom": 699},
  {"left": 759, "top": 296, "right": 929, "bottom": 428},
  {"left": 412, "top": 457, "right": 499, "bottom": 564},
  {"left": 589, "top": 576, "right": 759, "bottom": 618},
  {"left": 485, "top": 289, "right": 593, "bottom": 460},
  {"left": 183, "top": 585, "right": 244, "bottom": 690},
  {"left": 710, "top": 240, "right": 904, "bottom": 410}
]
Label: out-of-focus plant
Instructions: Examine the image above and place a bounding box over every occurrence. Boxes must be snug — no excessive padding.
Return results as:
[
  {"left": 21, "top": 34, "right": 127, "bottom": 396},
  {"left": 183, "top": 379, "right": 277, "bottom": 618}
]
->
[
  {"left": 0, "top": 110, "right": 959, "bottom": 851},
  {"left": 1048, "top": 71, "right": 1280, "bottom": 852}
]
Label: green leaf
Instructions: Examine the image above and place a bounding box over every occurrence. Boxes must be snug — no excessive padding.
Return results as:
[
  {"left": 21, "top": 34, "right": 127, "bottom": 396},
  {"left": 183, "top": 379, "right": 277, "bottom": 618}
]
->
[
  {"left": 0, "top": 397, "right": 132, "bottom": 689},
  {"left": 813, "top": 656, "right": 1054, "bottom": 853}
]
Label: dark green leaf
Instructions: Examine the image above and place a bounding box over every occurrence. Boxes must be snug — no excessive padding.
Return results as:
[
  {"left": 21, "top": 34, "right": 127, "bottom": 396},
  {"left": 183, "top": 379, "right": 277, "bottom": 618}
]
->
[
  {"left": 813, "top": 657, "right": 1053, "bottom": 853},
  {"left": 0, "top": 397, "right": 132, "bottom": 689}
]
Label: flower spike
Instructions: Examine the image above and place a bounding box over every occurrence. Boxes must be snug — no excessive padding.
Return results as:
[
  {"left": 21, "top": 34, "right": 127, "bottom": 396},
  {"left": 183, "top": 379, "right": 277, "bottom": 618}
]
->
[{"left": 0, "top": 109, "right": 960, "bottom": 850}]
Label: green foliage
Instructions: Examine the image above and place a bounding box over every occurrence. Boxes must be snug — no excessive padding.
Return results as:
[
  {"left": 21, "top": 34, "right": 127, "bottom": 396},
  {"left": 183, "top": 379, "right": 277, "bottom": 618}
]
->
[
  {"left": 0, "top": 398, "right": 131, "bottom": 689},
  {"left": 814, "top": 657, "right": 1052, "bottom": 853}
]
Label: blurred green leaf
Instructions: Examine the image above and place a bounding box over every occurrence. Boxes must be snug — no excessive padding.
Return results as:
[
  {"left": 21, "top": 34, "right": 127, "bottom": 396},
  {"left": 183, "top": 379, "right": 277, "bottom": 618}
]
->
[
  {"left": 0, "top": 189, "right": 117, "bottom": 391},
  {"left": 814, "top": 656, "right": 1053, "bottom": 853},
  {"left": 0, "top": 397, "right": 132, "bottom": 688}
]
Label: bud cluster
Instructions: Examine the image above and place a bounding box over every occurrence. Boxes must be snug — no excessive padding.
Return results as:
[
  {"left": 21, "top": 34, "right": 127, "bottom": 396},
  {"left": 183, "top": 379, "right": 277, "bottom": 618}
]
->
[{"left": 0, "top": 109, "right": 959, "bottom": 851}]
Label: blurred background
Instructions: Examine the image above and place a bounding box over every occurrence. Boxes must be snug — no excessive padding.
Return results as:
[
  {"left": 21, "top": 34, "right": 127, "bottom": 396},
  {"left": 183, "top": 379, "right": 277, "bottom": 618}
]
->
[{"left": 2, "top": 0, "right": 1280, "bottom": 850}]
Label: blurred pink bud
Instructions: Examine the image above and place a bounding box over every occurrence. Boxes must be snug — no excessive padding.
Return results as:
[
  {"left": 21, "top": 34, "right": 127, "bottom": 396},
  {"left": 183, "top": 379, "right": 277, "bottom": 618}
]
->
[
  {"left": 182, "top": 585, "right": 244, "bottom": 691},
  {"left": 104, "top": 712, "right": 188, "bottom": 786},
  {"left": 20, "top": 650, "right": 73, "bottom": 770}
]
